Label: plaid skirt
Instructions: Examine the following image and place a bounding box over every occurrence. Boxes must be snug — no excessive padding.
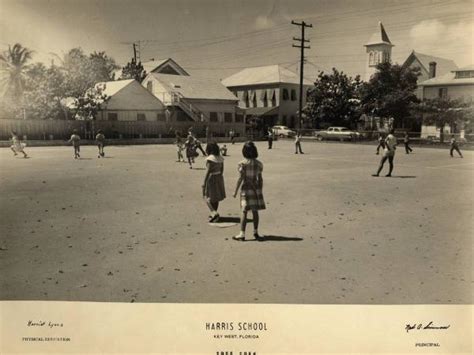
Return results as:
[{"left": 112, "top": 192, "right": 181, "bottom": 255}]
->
[{"left": 240, "top": 182, "right": 265, "bottom": 211}]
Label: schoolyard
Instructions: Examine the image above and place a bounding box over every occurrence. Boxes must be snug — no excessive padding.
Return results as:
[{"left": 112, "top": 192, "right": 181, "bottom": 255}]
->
[{"left": 0, "top": 140, "right": 472, "bottom": 304}]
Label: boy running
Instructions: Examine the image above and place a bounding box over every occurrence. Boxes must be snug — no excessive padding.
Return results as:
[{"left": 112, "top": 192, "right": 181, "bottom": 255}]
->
[
  {"left": 372, "top": 128, "right": 397, "bottom": 177},
  {"left": 450, "top": 135, "right": 463, "bottom": 158},
  {"left": 95, "top": 130, "right": 105, "bottom": 158},
  {"left": 68, "top": 129, "right": 81, "bottom": 159}
]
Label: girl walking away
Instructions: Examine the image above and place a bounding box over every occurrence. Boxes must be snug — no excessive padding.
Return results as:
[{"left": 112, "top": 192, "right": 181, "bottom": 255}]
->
[
  {"left": 295, "top": 131, "right": 304, "bottom": 154},
  {"left": 68, "top": 129, "right": 81, "bottom": 159},
  {"left": 404, "top": 132, "right": 413, "bottom": 154},
  {"left": 185, "top": 136, "right": 198, "bottom": 168},
  {"left": 10, "top": 131, "right": 28, "bottom": 158},
  {"left": 450, "top": 135, "right": 463, "bottom": 158},
  {"left": 95, "top": 130, "right": 105, "bottom": 158},
  {"left": 233, "top": 142, "right": 265, "bottom": 241},
  {"left": 202, "top": 142, "right": 226, "bottom": 222},
  {"left": 372, "top": 128, "right": 397, "bottom": 177}
]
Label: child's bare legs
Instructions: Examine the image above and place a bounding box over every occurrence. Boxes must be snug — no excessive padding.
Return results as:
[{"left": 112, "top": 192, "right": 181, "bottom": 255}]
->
[
  {"left": 251, "top": 210, "right": 259, "bottom": 233},
  {"left": 11, "top": 147, "right": 17, "bottom": 156},
  {"left": 21, "top": 150, "right": 28, "bottom": 158},
  {"left": 206, "top": 200, "right": 220, "bottom": 221},
  {"left": 239, "top": 209, "right": 248, "bottom": 234},
  {"left": 188, "top": 156, "right": 193, "bottom": 168}
]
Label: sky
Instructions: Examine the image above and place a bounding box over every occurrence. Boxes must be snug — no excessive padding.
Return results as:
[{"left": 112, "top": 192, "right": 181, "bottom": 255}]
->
[{"left": 0, "top": 0, "right": 472, "bottom": 82}]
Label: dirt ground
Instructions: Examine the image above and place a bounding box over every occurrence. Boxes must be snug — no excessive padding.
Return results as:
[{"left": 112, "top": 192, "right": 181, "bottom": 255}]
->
[{"left": 0, "top": 140, "right": 472, "bottom": 304}]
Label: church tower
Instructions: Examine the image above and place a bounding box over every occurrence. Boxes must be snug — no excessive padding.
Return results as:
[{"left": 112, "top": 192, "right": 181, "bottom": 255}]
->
[{"left": 364, "top": 22, "right": 394, "bottom": 81}]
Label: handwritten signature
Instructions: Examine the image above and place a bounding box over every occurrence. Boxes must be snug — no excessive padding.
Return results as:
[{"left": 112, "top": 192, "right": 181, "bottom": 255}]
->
[{"left": 405, "top": 321, "right": 450, "bottom": 333}]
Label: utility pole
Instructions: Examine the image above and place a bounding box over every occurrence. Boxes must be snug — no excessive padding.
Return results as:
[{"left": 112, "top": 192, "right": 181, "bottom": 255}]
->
[
  {"left": 292, "top": 20, "right": 312, "bottom": 130},
  {"left": 132, "top": 41, "right": 141, "bottom": 63}
]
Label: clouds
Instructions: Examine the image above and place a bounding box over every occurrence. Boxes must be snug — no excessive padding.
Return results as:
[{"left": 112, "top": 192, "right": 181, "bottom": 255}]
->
[{"left": 409, "top": 19, "right": 473, "bottom": 66}]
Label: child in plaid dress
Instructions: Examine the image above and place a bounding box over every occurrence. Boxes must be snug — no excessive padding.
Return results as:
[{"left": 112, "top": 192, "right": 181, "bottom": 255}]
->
[{"left": 233, "top": 141, "right": 265, "bottom": 241}]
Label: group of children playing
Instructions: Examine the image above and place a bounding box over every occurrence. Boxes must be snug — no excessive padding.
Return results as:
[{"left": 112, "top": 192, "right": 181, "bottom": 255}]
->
[{"left": 175, "top": 130, "right": 228, "bottom": 169}]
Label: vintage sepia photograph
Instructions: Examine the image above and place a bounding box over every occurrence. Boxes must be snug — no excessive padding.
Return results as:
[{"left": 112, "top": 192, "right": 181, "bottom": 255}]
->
[{"left": 0, "top": 0, "right": 472, "bottom": 353}]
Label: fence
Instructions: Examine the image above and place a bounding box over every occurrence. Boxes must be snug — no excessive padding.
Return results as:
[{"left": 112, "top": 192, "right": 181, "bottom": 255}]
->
[{"left": 0, "top": 119, "right": 231, "bottom": 141}]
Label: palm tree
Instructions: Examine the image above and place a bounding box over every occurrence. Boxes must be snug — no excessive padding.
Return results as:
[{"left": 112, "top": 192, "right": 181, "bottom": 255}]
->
[{"left": 0, "top": 43, "right": 34, "bottom": 99}]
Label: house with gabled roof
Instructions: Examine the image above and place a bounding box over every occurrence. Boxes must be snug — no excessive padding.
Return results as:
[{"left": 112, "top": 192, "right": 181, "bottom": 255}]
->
[
  {"left": 142, "top": 60, "right": 243, "bottom": 138},
  {"left": 221, "top": 64, "right": 313, "bottom": 131},
  {"left": 95, "top": 79, "right": 166, "bottom": 122},
  {"left": 141, "top": 58, "right": 190, "bottom": 76}
]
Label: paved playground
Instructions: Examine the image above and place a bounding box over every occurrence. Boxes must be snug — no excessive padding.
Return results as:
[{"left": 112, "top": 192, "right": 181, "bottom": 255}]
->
[{"left": 0, "top": 140, "right": 472, "bottom": 304}]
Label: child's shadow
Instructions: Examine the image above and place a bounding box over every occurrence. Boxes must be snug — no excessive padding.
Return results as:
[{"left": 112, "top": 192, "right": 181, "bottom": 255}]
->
[
  {"left": 390, "top": 175, "right": 416, "bottom": 179},
  {"left": 255, "top": 235, "right": 303, "bottom": 242},
  {"left": 216, "top": 216, "right": 240, "bottom": 223},
  {"left": 192, "top": 167, "right": 206, "bottom": 170}
]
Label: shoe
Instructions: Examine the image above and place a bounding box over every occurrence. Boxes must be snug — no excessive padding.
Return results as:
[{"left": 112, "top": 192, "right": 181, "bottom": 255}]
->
[
  {"left": 98, "top": 155, "right": 101, "bottom": 158},
  {"left": 371, "top": 174, "right": 379, "bottom": 177},
  {"left": 209, "top": 214, "right": 220, "bottom": 223},
  {"left": 385, "top": 174, "right": 391, "bottom": 177},
  {"left": 301, "top": 152, "right": 304, "bottom": 154},
  {"left": 376, "top": 153, "right": 379, "bottom": 155},
  {"left": 254, "top": 233, "right": 264, "bottom": 241},
  {"left": 232, "top": 235, "right": 245, "bottom": 241}
]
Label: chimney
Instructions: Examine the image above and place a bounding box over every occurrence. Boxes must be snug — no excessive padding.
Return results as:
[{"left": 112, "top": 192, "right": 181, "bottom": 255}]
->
[{"left": 429, "top": 61, "right": 437, "bottom": 78}]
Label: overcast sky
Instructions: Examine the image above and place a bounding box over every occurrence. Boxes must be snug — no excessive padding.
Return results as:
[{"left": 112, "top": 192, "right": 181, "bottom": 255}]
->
[{"left": 1, "top": 0, "right": 472, "bottom": 81}]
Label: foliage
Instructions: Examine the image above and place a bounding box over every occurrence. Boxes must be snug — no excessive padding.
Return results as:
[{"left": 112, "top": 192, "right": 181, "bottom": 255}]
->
[
  {"left": 417, "top": 97, "right": 472, "bottom": 142},
  {"left": 120, "top": 58, "right": 147, "bottom": 82},
  {"left": 0, "top": 43, "right": 34, "bottom": 99},
  {"left": 73, "top": 83, "right": 109, "bottom": 120},
  {"left": 360, "top": 62, "right": 420, "bottom": 127},
  {"left": 1, "top": 44, "right": 119, "bottom": 120},
  {"left": 305, "top": 68, "right": 363, "bottom": 128}
]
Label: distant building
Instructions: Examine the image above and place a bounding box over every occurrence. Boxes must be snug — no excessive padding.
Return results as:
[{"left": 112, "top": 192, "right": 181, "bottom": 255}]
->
[
  {"left": 364, "top": 22, "right": 394, "bottom": 82},
  {"left": 403, "top": 51, "right": 458, "bottom": 98},
  {"left": 417, "top": 65, "right": 474, "bottom": 138},
  {"left": 221, "top": 64, "right": 313, "bottom": 132},
  {"left": 95, "top": 79, "right": 165, "bottom": 121},
  {"left": 142, "top": 59, "right": 243, "bottom": 137}
]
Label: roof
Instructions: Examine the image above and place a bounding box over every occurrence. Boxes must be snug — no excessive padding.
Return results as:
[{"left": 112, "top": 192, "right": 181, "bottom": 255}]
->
[
  {"left": 243, "top": 106, "right": 279, "bottom": 116},
  {"left": 141, "top": 58, "right": 189, "bottom": 76},
  {"left": 404, "top": 51, "right": 458, "bottom": 77},
  {"left": 418, "top": 71, "right": 474, "bottom": 86},
  {"left": 95, "top": 79, "right": 135, "bottom": 97},
  {"left": 455, "top": 65, "right": 474, "bottom": 71},
  {"left": 365, "top": 22, "right": 394, "bottom": 46},
  {"left": 221, "top": 64, "right": 313, "bottom": 87},
  {"left": 147, "top": 73, "right": 238, "bottom": 101}
]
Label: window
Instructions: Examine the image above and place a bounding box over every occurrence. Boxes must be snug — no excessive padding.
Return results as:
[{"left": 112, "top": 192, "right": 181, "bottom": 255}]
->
[
  {"left": 108, "top": 112, "right": 118, "bottom": 121},
  {"left": 369, "top": 52, "right": 375, "bottom": 66},
  {"left": 282, "top": 88, "right": 289, "bottom": 100},
  {"left": 438, "top": 88, "right": 448, "bottom": 99},
  {"left": 282, "top": 115, "right": 287, "bottom": 125},
  {"left": 210, "top": 112, "right": 218, "bottom": 122},
  {"left": 252, "top": 91, "right": 257, "bottom": 107},
  {"left": 235, "top": 114, "right": 244, "bottom": 123},
  {"left": 270, "top": 90, "right": 276, "bottom": 106},
  {"left": 261, "top": 90, "right": 268, "bottom": 107},
  {"left": 243, "top": 91, "right": 249, "bottom": 108},
  {"left": 157, "top": 112, "right": 166, "bottom": 121},
  {"left": 224, "top": 112, "right": 233, "bottom": 123},
  {"left": 137, "top": 113, "right": 146, "bottom": 121},
  {"left": 291, "top": 89, "right": 297, "bottom": 101},
  {"left": 455, "top": 71, "right": 474, "bottom": 78},
  {"left": 146, "top": 81, "right": 153, "bottom": 92}
]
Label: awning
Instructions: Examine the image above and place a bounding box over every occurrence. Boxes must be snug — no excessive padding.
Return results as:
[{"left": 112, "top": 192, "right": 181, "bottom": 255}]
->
[{"left": 244, "top": 106, "right": 279, "bottom": 116}]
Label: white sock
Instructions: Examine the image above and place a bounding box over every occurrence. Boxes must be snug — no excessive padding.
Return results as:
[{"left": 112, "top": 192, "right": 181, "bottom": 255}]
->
[{"left": 254, "top": 229, "right": 258, "bottom": 235}]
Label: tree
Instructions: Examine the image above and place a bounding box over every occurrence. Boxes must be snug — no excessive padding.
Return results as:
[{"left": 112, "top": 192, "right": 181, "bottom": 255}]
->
[
  {"left": 73, "top": 83, "right": 109, "bottom": 120},
  {"left": 22, "top": 63, "right": 68, "bottom": 120},
  {"left": 360, "top": 62, "right": 420, "bottom": 128},
  {"left": 305, "top": 68, "right": 363, "bottom": 128},
  {"left": 417, "top": 97, "right": 472, "bottom": 143},
  {"left": 120, "top": 58, "right": 147, "bottom": 82},
  {"left": 0, "top": 43, "right": 34, "bottom": 99}
]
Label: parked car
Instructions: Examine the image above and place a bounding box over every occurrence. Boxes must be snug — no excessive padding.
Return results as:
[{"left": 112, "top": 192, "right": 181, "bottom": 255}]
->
[
  {"left": 272, "top": 125, "right": 296, "bottom": 138},
  {"left": 314, "top": 127, "right": 361, "bottom": 141}
]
